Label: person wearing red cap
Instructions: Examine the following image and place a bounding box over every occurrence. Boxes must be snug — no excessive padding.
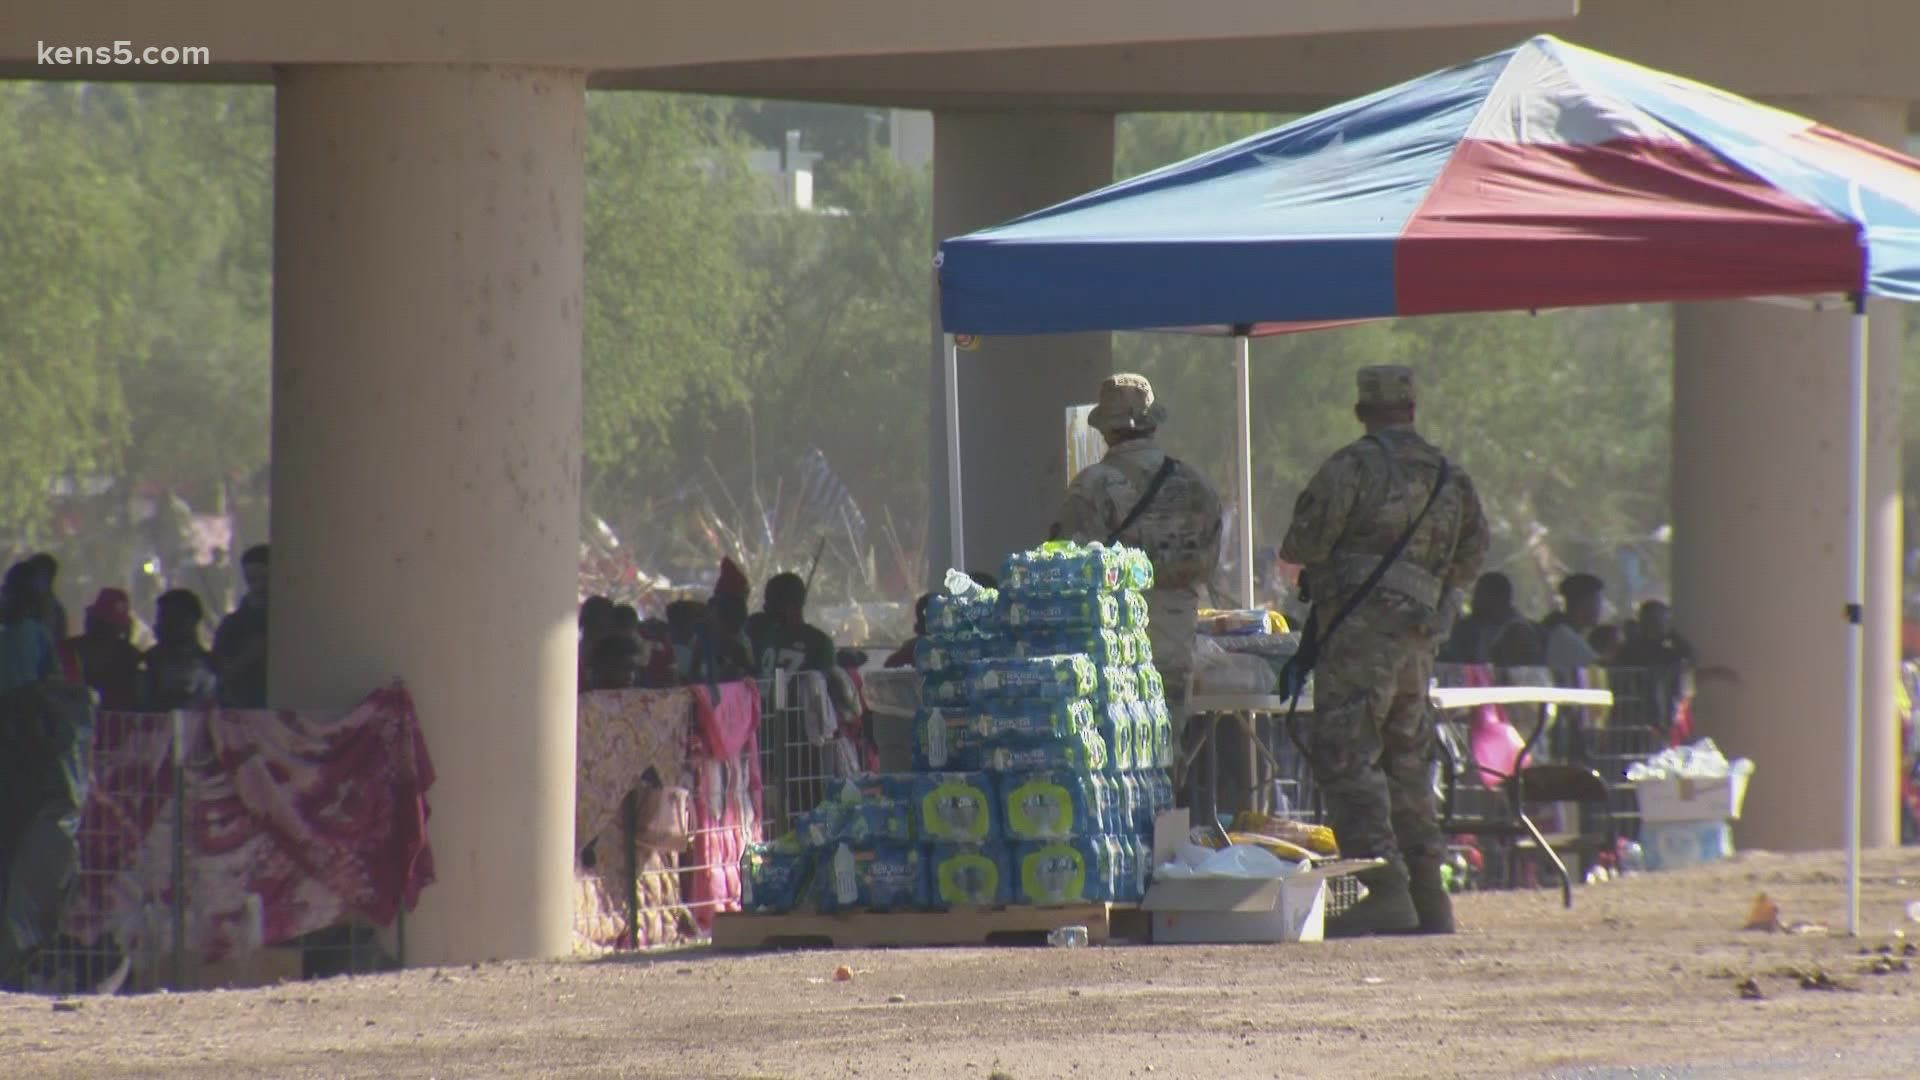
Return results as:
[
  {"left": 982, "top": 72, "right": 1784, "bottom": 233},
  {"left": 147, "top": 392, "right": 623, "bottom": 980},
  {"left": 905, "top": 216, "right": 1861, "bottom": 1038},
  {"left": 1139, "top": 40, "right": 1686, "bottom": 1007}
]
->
[
  {"left": 66, "top": 589, "right": 143, "bottom": 711},
  {"left": 687, "top": 558, "right": 753, "bottom": 684},
  {"left": 714, "top": 558, "right": 749, "bottom": 600}
]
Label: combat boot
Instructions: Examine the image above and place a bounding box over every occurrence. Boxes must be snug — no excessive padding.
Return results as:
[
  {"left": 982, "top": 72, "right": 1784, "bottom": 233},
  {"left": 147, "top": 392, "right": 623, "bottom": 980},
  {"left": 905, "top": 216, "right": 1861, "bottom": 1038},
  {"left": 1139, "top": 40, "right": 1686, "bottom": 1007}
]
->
[
  {"left": 1326, "top": 862, "right": 1419, "bottom": 938},
  {"left": 1406, "top": 857, "right": 1455, "bottom": 935}
]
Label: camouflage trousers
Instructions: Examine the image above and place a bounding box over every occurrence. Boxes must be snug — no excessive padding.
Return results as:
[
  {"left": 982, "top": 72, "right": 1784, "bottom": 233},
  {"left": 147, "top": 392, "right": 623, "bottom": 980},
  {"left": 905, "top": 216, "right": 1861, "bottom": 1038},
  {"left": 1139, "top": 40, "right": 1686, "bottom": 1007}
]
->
[{"left": 1306, "top": 617, "right": 1445, "bottom": 870}]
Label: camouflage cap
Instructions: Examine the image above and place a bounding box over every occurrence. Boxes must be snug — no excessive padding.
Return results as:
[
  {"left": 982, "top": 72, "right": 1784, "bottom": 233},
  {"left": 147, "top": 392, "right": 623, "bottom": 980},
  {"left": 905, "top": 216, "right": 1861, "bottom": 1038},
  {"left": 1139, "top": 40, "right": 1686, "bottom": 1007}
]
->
[
  {"left": 1086, "top": 373, "right": 1168, "bottom": 433},
  {"left": 1356, "top": 365, "right": 1415, "bottom": 409}
]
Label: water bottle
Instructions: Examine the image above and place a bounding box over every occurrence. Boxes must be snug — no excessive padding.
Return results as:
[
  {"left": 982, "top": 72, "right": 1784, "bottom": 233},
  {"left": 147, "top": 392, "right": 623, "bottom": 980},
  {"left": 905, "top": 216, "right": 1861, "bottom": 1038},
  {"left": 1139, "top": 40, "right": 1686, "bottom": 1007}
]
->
[{"left": 1268, "top": 781, "right": 1295, "bottom": 818}]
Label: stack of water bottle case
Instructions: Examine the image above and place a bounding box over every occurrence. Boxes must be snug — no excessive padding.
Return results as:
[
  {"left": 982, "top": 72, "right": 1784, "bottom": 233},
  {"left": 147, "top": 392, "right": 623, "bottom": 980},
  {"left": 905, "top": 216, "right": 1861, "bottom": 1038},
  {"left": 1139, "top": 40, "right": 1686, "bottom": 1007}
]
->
[{"left": 742, "top": 541, "right": 1178, "bottom": 915}]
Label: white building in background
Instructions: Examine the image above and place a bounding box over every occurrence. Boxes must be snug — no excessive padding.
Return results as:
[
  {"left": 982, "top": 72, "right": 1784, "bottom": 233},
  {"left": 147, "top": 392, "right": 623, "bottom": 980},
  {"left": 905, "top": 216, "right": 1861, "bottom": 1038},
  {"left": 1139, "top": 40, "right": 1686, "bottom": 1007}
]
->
[
  {"left": 749, "top": 111, "right": 933, "bottom": 211},
  {"left": 747, "top": 112, "right": 930, "bottom": 211},
  {"left": 746, "top": 129, "right": 824, "bottom": 209},
  {"left": 888, "top": 109, "right": 933, "bottom": 169}
]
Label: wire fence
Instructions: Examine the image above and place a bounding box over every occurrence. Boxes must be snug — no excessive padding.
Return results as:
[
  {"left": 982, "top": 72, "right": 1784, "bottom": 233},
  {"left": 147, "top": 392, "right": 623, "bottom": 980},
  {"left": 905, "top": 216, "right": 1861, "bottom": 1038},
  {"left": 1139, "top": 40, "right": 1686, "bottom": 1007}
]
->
[
  {"left": 6, "top": 708, "right": 398, "bottom": 997},
  {"left": 7, "top": 661, "right": 1733, "bottom": 987},
  {"left": 757, "top": 675, "right": 839, "bottom": 839},
  {"left": 573, "top": 673, "right": 857, "bottom": 954}
]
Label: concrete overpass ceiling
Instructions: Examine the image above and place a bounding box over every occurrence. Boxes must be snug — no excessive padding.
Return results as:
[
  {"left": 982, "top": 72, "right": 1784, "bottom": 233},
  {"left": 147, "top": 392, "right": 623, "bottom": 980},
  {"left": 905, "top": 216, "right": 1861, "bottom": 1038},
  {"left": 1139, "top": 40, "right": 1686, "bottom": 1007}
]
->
[
  {"left": 3, "top": 0, "right": 1573, "bottom": 80},
  {"left": 603, "top": 0, "right": 1920, "bottom": 118}
]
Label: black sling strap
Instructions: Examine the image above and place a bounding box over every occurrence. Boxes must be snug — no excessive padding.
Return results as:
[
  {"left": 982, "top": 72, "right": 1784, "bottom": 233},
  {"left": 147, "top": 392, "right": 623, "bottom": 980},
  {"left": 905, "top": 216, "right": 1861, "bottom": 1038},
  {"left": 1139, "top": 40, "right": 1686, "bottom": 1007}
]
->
[
  {"left": 1108, "top": 457, "right": 1179, "bottom": 544},
  {"left": 1279, "top": 455, "right": 1452, "bottom": 764}
]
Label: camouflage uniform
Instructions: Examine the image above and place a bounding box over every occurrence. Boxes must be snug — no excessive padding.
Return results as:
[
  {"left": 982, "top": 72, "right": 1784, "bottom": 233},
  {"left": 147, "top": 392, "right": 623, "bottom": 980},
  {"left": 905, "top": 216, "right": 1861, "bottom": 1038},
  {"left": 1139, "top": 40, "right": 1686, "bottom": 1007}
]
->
[
  {"left": 1280, "top": 366, "right": 1489, "bottom": 871},
  {"left": 1054, "top": 374, "right": 1223, "bottom": 707}
]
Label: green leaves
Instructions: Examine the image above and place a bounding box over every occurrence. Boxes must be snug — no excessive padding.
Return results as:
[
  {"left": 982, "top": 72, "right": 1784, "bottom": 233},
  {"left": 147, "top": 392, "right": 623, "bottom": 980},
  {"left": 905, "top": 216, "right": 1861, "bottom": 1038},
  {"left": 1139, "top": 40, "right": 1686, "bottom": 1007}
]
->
[
  {"left": 583, "top": 93, "right": 762, "bottom": 499},
  {"left": 4, "top": 92, "right": 1908, "bottom": 618},
  {"left": 0, "top": 84, "right": 274, "bottom": 547},
  {"left": 0, "top": 86, "right": 143, "bottom": 541}
]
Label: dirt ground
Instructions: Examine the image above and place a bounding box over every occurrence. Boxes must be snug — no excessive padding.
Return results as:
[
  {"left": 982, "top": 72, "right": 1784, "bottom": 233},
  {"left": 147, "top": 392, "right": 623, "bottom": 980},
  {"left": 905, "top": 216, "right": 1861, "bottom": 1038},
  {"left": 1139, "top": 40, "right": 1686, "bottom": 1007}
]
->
[{"left": 6, "top": 848, "right": 1920, "bottom": 1080}]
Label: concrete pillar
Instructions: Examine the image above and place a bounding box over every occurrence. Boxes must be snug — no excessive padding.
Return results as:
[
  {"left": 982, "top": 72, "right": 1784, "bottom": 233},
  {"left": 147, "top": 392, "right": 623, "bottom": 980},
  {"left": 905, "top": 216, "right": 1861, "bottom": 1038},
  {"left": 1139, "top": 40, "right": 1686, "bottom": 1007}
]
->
[
  {"left": 929, "top": 111, "right": 1115, "bottom": 578},
  {"left": 1671, "top": 95, "right": 1905, "bottom": 852},
  {"left": 269, "top": 65, "right": 586, "bottom": 963}
]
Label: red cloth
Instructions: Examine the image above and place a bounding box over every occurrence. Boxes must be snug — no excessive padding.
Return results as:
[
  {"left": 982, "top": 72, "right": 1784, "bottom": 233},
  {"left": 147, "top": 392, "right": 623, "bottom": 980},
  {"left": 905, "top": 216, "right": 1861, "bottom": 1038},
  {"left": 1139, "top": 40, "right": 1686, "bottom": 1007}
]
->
[
  {"left": 64, "top": 684, "right": 437, "bottom": 963},
  {"left": 714, "top": 558, "right": 749, "bottom": 599},
  {"left": 187, "top": 683, "right": 436, "bottom": 959},
  {"left": 1668, "top": 697, "right": 1695, "bottom": 747},
  {"left": 691, "top": 681, "right": 760, "bottom": 759},
  {"left": 840, "top": 666, "right": 878, "bottom": 773}
]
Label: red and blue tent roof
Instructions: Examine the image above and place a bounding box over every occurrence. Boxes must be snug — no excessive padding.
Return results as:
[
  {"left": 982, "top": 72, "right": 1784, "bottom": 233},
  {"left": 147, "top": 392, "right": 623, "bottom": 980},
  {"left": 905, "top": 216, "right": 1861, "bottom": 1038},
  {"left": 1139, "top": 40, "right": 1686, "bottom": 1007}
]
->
[{"left": 936, "top": 35, "right": 1920, "bottom": 337}]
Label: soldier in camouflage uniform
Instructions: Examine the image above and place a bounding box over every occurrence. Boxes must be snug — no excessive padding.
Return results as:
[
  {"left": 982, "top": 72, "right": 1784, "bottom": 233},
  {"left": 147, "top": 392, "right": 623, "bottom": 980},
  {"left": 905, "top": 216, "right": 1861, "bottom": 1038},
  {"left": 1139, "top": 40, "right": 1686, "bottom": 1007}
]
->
[
  {"left": 1280, "top": 365, "right": 1490, "bottom": 937},
  {"left": 1053, "top": 374, "right": 1223, "bottom": 719}
]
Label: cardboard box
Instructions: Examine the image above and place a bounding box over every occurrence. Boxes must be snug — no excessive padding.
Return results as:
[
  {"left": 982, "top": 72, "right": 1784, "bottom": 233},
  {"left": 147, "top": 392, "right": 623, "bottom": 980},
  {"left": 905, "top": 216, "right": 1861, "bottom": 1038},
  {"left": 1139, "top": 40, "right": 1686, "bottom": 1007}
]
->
[
  {"left": 1142, "top": 861, "right": 1378, "bottom": 943},
  {"left": 1642, "top": 819, "right": 1733, "bottom": 871},
  {"left": 1635, "top": 770, "right": 1750, "bottom": 823},
  {"left": 1139, "top": 809, "right": 1379, "bottom": 944}
]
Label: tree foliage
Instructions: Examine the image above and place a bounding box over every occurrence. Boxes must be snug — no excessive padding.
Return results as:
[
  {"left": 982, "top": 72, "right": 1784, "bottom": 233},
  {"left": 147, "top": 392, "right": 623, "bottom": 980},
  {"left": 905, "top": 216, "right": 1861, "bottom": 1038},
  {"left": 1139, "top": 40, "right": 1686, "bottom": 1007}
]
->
[
  {"left": 0, "top": 86, "right": 144, "bottom": 542},
  {"left": 0, "top": 84, "right": 273, "bottom": 544},
  {"left": 1, "top": 92, "right": 1912, "bottom": 620},
  {"left": 734, "top": 152, "right": 933, "bottom": 574},
  {"left": 580, "top": 92, "right": 767, "bottom": 521}
]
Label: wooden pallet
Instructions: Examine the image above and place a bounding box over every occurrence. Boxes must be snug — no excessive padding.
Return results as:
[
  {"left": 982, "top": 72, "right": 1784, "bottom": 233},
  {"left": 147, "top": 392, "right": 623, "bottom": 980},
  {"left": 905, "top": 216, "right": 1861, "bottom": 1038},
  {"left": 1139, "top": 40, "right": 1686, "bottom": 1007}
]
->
[{"left": 711, "top": 903, "right": 1148, "bottom": 950}]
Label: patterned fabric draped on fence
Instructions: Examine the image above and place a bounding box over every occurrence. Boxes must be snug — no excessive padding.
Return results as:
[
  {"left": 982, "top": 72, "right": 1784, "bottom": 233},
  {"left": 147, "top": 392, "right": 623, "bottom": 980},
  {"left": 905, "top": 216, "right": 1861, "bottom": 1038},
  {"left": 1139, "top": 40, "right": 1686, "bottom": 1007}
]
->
[{"left": 64, "top": 684, "right": 436, "bottom": 965}]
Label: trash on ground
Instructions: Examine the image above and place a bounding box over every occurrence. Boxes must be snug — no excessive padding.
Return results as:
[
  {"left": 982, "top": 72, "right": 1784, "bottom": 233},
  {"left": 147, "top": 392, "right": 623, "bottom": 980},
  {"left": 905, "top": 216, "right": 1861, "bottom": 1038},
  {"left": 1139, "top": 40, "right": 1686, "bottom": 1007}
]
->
[{"left": 1742, "top": 894, "right": 1782, "bottom": 931}]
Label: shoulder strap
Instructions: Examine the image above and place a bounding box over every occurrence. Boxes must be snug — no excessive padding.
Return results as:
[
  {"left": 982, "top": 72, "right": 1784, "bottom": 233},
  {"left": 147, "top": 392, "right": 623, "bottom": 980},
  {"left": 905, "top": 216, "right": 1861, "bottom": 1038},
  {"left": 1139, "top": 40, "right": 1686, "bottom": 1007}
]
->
[
  {"left": 1108, "top": 457, "right": 1179, "bottom": 544},
  {"left": 1279, "top": 453, "right": 1452, "bottom": 736},
  {"left": 1318, "top": 456, "right": 1452, "bottom": 644}
]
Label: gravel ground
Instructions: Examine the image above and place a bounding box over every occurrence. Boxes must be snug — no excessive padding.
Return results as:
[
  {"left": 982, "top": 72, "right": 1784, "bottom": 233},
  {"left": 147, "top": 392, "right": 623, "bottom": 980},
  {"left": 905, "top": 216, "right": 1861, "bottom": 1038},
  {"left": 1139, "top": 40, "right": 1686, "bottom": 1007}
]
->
[{"left": 5, "top": 847, "right": 1920, "bottom": 1079}]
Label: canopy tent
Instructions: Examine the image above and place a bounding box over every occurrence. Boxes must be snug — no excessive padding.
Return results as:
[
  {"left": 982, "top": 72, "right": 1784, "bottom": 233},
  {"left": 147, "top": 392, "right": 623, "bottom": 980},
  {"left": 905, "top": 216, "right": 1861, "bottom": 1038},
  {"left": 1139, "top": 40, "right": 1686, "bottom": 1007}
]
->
[{"left": 935, "top": 34, "right": 1920, "bottom": 936}]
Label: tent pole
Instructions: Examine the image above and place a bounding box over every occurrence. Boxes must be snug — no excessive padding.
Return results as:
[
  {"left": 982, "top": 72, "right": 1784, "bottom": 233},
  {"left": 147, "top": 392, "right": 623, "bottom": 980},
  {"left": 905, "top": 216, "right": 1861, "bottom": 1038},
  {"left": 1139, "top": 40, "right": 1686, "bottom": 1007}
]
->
[
  {"left": 1843, "top": 296, "right": 1868, "bottom": 939},
  {"left": 944, "top": 334, "right": 966, "bottom": 574},
  {"left": 1233, "top": 335, "right": 1255, "bottom": 609}
]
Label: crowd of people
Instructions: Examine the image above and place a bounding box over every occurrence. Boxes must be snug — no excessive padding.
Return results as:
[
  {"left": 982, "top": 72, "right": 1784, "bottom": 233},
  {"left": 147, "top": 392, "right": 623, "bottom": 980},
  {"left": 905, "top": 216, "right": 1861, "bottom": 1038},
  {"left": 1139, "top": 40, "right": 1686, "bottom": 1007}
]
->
[
  {"left": 1439, "top": 570, "right": 1694, "bottom": 674},
  {"left": 577, "top": 557, "right": 846, "bottom": 693},
  {"left": 0, "top": 546, "right": 272, "bottom": 712}
]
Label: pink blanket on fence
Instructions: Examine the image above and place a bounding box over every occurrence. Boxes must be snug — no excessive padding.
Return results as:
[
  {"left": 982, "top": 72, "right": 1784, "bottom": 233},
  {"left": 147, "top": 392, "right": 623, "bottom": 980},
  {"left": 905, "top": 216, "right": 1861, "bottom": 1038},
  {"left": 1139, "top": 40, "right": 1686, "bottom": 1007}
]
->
[
  {"left": 687, "top": 681, "right": 762, "bottom": 929},
  {"left": 69, "top": 683, "right": 437, "bottom": 963}
]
